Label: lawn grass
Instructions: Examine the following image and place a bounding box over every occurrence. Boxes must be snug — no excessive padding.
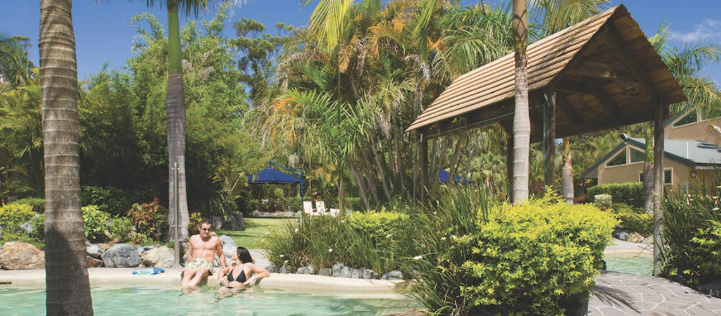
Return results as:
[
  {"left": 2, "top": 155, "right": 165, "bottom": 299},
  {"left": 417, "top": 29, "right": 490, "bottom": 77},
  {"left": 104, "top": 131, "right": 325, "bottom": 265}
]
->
[{"left": 216, "top": 217, "right": 292, "bottom": 249}]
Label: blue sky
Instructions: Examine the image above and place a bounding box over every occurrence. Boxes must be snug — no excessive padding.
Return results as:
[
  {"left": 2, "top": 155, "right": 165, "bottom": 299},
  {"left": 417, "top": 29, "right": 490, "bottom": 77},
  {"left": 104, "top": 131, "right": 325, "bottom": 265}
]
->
[{"left": 1, "top": 0, "right": 720, "bottom": 83}]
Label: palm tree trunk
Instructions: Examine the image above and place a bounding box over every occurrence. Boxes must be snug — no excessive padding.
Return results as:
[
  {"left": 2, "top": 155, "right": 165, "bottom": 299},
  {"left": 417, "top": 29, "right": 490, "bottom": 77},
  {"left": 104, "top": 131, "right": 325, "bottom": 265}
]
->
[
  {"left": 348, "top": 160, "right": 369, "bottom": 210},
  {"left": 366, "top": 174, "right": 380, "bottom": 204},
  {"left": 372, "top": 138, "right": 392, "bottom": 198},
  {"left": 561, "top": 137, "right": 574, "bottom": 205},
  {"left": 40, "top": 0, "right": 93, "bottom": 314},
  {"left": 512, "top": 0, "right": 530, "bottom": 204},
  {"left": 643, "top": 125, "right": 655, "bottom": 214},
  {"left": 166, "top": 3, "right": 189, "bottom": 240},
  {"left": 338, "top": 172, "right": 345, "bottom": 214}
]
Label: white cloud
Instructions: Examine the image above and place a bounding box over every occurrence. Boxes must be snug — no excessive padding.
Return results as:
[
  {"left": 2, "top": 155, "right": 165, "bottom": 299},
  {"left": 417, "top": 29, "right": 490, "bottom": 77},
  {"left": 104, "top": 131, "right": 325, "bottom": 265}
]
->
[{"left": 670, "top": 19, "right": 721, "bottom": 43}]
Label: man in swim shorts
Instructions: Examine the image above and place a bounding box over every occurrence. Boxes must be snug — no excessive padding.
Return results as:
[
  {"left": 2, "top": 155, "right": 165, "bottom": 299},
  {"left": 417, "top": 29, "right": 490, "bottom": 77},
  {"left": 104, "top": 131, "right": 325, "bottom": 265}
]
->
[{"left": 181, "top": 219, "right": 227, "bottom": 287}]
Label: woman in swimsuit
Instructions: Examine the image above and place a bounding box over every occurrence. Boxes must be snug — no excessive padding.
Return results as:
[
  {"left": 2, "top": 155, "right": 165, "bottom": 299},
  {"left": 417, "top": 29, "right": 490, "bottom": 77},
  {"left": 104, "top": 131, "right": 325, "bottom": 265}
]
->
[{"left": 217, "top": 247, "right": 270, "bottom": 288}]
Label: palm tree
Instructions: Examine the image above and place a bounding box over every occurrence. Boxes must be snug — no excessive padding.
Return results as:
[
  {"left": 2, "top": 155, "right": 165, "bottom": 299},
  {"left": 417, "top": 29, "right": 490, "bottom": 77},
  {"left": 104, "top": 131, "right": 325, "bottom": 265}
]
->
[
  {"left": 642, "top": 25, "right": 721, "bottom": 214},
  {"left": 511, "top": 0, "right": 530, "bottom": 203},
  {"left": 142, "top": 0, "right": 211, "bottom": 239},
  {"left": 0, "top": 34, "right": 34, "bottom": 91},
  {"left": 39, "top": 0, "right": 93, "bottom": 314}
]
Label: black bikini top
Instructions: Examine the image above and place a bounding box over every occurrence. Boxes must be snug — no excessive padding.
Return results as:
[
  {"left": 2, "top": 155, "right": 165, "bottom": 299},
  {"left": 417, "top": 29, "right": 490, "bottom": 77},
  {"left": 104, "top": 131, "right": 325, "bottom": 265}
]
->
[{"left": 228, "top": 264, "right": 247, "bottom": 283}]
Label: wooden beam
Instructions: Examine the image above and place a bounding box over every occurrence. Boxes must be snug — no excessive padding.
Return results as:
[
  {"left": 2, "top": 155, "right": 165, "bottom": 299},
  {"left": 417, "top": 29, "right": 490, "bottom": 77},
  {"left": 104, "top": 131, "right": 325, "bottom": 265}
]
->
[
  {"left": 553, "top": 80, "right": 594, "bottom": 95},
  {"left": 653, "top": 99, "right": 666, "bottom": 276},
  {"left": 419, "top": 132, "right": 429, "bottom": 204},
  {"left": 565, "top": 61, "right": 636, "bottom": 82},
  {"left": 556, "top": 94, "right": 584, "bottom": 123},
  {"left": 586, "top": 78, "right": 622, "bottom": 117},
  {"left": 544, "top": 91, "right": 557, "bottom": 188},
  {"left": 506, "top": 135, "right": 514, "bottom": 202},
  {"left": 603, "top": 24, "right": 660, "bottom": 99}
]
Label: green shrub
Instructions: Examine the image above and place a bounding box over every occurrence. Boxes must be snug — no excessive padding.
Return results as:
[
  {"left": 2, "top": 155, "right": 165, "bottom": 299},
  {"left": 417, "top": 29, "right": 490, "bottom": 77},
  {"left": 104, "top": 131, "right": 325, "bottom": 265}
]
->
[
  {"left": 662, "top": 182, "right": 721, "bottom": 290},
  {"left": 246, "top": 199, "right": 259, "bottom": 214},
  {"left": 594, "top": 194, "right": 612, "bottom": 210},
  {"left": 345, "top": 197, "right": 364, "bottom": 211},
  {"left": 288, "top": 196, "right": 302, "bottom": 213},
  {"left": 406, "top": 191, "right": 616, "bottom": 315},
  {"left": 587, "top": 182, "right": 643, "bottom": 208},
  {"left": 611, "top": 203, "right": 652, "bottom": 236},
  {"left": 187, "top": 212, "right": 203, "bottom": 236},
  {"left": 82, "top": 205, "right": 112, "bottom": 242},
  {"left": 10, "top": 198, "right": 45, "bottom": 213},
  {"left": 28, "top": 214, "right": 45, "bottom": 241},
  {"left": 108, "top": 217, "right": 133, "bottom": 242},
  {"left": 0, "top": 204, "right": 35, "bottom": 235},
  {"left": 0, "top": 232, "right": 45, "bottom": 250},
  {"left": 81, "top": 186, "right": 132, "bottom": 216},
  {"left": 125, "top": 198, "right": 168, "bottom": 241}
]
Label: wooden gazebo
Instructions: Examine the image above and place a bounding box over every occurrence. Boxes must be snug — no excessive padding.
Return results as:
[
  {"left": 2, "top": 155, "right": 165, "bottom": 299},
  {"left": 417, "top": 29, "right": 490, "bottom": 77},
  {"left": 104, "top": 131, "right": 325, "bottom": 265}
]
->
[
  {"left": 407, "top": 4, "right": 686, "bottom": 198},
  {"left": 406, "top": 4, "right": 687, "bottom": 274}
]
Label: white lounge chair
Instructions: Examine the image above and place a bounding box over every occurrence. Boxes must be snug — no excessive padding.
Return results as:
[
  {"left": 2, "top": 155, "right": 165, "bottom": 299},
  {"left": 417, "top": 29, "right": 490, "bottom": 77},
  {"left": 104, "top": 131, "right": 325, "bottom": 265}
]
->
[
  {"left": 329, "top": 208, "right": 340, "bottom": 217},
  {"left": 316, "top": 201, "right": 327, "bottom": 215},
  {"left": 303, "top": 201, "right": 314, "bottom": 216}
]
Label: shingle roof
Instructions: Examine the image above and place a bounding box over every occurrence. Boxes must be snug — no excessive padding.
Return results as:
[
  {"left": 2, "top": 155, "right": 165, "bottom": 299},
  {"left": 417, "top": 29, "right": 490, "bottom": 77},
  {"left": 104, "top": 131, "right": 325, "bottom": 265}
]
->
[
  {"left": 407, "top": 4, "right": 687, "bottom": 139},
  {"left": 581, "top": 138, "right": 721, "bottom": 178}
]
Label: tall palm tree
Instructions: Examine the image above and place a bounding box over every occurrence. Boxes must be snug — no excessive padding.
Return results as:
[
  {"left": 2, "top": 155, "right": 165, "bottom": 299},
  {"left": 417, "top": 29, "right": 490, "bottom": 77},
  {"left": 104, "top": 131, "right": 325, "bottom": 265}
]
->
[
  {"left": 511, "top": 0, "right": 530, "bottom": 203},
  {"left": 39, "top": 0, "right": 93, "bottom": 314},
  {"left": 642, "top": 25, "right": 721, "bottom": 214},
  {"left": 143, "top": 0, "right": 210, "bottom": 239}
]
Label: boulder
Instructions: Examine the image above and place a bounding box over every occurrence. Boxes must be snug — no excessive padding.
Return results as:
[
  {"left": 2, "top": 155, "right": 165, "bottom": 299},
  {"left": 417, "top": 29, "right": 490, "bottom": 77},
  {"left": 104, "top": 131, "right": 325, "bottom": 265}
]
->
[
  {"left": 265, "top": 265, "right": 279, "bottom": 273},
  {"left": 318, "top": 268, "right": 333, "bottom": 276},
  {"left": 279, "top": 265, "right": 294, "bottom": 274},
  {"left": 642, "top": 237, "right": 653, "bottom": 245},
  {"left": 86, "top": 256, "right": 103, "bottom": 268},
  {"left": 143, "top": 246, "right": 175, "bottom": 268},
  {"left": 251, "top": 210, "right": 262, "bottom": 217},
  {"left": 382, "top": 270, "right": 403, "bottom": 280},
  {"left": 362, "top": 268, "right": 379, "bottom": 280},
  {"left": 297, "top": 265, "right": 315, "bottom": 275},
  {"left": 86, "top": 244, "right": 102, "bottom": 259},
  {"left": 0, "top": 242, "right": 45, "bottom": 270},
  {"left": 221, "top": 212, "right": 245, "bottom": 231},
  {"left": 627, "top": 232, "right": 645, "bottom": 243},
  {"left": 332, "top": 263, "right": 346, "bottom": 277},
  {"left": 209, "top": 216, "right": 224, "bottom": 230},
  {"left": 218, "top": 235, "right": 237, "bottom": 264},
  {"left": 350, "top": 268, "right": 363, "bottom": 279},
  {"left": 612, "top": 228, "right": 630, "bottom": 241},
  {"left": 101, "top": 244, "right": 141, "bottom": 268}
]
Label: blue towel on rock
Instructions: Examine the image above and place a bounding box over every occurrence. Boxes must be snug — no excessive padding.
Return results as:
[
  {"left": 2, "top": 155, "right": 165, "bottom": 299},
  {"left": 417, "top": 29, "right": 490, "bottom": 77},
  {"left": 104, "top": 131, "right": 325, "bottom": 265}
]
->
[{"left": 132, "top": 267, "right": 166, "bottom": 275}]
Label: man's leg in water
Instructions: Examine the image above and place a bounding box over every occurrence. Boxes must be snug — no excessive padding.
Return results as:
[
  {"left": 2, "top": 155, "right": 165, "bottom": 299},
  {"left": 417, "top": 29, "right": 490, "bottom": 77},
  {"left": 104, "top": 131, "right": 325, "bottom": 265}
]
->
[
  {"left": 186, "top": 267, "right": 210, "bottom": 287},
  {"left": 181, "top": 268, "right": 196, "bottom": 287}
]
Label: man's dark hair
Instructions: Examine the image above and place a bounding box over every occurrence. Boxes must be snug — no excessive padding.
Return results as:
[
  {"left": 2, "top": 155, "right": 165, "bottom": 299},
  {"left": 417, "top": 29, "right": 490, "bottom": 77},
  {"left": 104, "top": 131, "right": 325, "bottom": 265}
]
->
[{"left": 200, "top": 218, "right": 212, "bottom": 227}]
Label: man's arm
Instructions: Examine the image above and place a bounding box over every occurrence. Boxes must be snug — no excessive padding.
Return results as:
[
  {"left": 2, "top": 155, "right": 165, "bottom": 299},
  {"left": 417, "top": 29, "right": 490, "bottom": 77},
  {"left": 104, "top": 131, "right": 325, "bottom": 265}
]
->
[
  {"left": 185, "top": 236, "right": 194, "bottom": 264},
  {"left": 216, "top": 238, "right": 227, "bottom": 269}
]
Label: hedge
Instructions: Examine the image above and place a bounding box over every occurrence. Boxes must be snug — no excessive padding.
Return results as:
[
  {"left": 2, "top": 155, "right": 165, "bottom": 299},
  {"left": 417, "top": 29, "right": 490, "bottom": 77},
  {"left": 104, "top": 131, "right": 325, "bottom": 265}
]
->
[{"left": 587, "top": 182, "right": 643, "bottom": 208}]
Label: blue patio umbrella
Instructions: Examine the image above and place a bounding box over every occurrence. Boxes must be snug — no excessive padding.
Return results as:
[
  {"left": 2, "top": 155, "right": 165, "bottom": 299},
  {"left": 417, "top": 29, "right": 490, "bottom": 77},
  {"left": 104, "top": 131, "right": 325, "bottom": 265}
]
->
[
  {"left": 439, "top": 169, "right": 469, "bottom": 184},
  {"left": 247, "top": 167, "right": 301, "bottom": 184}
]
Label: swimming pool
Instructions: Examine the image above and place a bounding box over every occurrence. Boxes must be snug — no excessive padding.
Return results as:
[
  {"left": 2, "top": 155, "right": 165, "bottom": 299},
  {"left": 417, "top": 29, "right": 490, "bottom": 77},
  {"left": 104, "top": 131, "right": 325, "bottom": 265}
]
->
[
  {"left": 0, "top": 286, "right": 421, "bottom": 316},
  {"left": 604, "top": 255, "right": 653, "bottom": 275}
]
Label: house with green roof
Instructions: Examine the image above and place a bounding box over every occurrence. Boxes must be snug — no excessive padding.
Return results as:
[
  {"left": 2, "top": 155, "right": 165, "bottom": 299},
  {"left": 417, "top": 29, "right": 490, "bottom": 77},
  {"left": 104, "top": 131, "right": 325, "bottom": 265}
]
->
[{"left": 582, "top": 108, "right": 721, "bottom": 190}]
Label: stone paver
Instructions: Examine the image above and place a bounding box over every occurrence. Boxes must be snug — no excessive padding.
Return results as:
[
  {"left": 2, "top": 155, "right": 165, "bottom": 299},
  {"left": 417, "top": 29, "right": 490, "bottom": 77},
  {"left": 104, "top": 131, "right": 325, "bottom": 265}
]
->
[{"left": 590, "top": 271, "right": 721, "bottom": 315}]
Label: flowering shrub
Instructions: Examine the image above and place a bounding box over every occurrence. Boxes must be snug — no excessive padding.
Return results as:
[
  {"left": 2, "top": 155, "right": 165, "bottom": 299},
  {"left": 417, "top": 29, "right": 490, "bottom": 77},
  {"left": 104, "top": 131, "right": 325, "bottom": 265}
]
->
[{"left": 125, "top": 197, "right": 168, "bottom": 241}]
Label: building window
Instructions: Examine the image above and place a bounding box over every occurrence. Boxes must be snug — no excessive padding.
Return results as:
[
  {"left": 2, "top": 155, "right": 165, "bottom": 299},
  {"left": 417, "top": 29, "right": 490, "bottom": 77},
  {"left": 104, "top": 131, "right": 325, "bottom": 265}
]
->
[
  {"left": 639, "top": 170, "right": 672, "bottom": 184},
  {"left": 673, "top": 111, "right": 698, "bottom": 127},
  {"left": 630, "top": 148, "right": 645, "bottom": 163},
  {"left": 702, "top": 107, "right": 721, "bottom": 121},
  {"left": 607, "top": 151, "right": 626, "bottom": 167}
]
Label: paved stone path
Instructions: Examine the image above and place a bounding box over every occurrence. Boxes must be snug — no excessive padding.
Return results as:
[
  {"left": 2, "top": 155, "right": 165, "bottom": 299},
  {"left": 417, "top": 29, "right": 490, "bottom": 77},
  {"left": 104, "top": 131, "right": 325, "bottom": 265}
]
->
[{"left": 590, "top": 272, "right": 721, "bottom": 315}]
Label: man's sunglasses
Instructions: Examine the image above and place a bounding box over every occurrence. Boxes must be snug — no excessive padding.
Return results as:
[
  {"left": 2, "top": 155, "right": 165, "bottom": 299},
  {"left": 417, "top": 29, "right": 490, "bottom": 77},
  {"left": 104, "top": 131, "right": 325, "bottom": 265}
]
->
[{"left": 201, "top": 228, "right": 211, "bottom": 231}]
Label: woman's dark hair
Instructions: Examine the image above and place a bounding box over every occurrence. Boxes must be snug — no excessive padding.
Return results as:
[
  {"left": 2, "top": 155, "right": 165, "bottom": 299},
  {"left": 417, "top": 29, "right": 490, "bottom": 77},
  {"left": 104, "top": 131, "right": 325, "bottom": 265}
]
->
[{"left": 236, "top": 247, "right": 254, "bottom": 263}]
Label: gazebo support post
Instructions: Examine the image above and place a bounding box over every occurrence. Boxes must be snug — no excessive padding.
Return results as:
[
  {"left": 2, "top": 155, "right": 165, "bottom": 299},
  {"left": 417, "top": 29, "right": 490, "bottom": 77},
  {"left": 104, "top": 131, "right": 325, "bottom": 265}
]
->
[
  {"left": 544, "top": 91, "right": 557, "bottom": 191},
  {"left": 419, "top": 131, "right": 429, "bottom": 204},
  {"left": 506, "top": 135, "right": 514, "bottom": 202},
  {"left": 653, "top": 100, "right": 667, "bottom": 276}
]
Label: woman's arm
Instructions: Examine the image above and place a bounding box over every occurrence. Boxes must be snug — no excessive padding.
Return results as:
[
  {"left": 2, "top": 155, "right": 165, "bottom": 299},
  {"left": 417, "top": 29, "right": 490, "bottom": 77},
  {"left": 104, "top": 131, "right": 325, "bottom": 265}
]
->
[{"left": 243, "top": 263, "right": 270, "bottom": 286}]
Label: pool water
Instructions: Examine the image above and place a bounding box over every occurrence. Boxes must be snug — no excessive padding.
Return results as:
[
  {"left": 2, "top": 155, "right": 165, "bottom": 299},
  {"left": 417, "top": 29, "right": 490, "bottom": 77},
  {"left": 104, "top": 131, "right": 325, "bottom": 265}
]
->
[
  {"left": 0, "top": 286, "right": 421, "bottom": 316},
  {"left": 604, "top": 255, "right": 653, "bottom": 275}
]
